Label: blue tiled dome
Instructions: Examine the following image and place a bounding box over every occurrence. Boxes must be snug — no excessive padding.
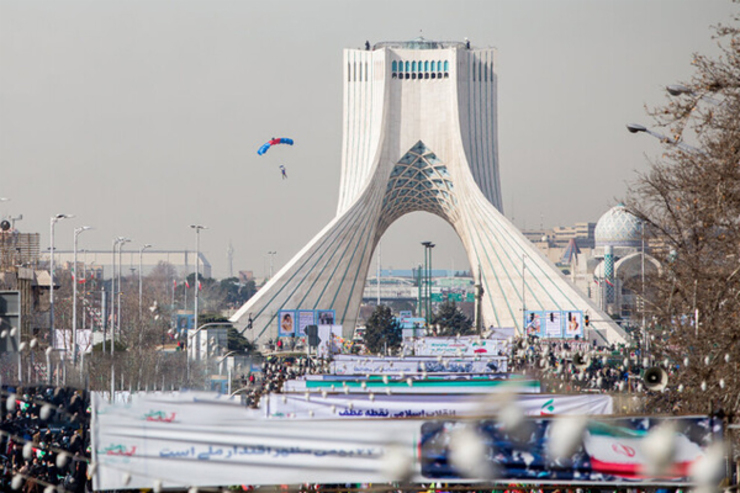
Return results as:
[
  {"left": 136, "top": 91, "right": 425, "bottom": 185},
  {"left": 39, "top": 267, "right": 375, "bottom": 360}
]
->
[{"left": 595, "top": 204, "right": 642, "bottom": 248}]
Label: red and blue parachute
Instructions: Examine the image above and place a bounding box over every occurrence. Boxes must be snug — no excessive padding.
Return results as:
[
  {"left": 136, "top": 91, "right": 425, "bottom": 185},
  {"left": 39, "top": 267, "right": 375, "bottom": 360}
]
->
[{"left": 257, "top": 137, "right": 294, "bottom": 156}]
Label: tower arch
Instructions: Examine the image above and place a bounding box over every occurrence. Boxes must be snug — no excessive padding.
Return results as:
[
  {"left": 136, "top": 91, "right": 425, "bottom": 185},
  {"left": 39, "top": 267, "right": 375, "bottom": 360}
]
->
[{"left": 231, "top": 40, "right": 627, "bottom": 345}]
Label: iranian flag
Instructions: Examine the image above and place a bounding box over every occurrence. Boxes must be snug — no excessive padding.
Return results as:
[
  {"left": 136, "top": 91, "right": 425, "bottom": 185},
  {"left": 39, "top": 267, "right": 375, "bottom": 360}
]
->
[{"left": 583, "top": 421, "right": 704, "bottom": 479}]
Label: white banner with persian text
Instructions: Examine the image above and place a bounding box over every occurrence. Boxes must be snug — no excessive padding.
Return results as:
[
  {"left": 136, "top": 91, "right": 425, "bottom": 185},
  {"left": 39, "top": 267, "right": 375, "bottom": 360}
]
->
[
  {"left": 92, "top": 391, "right": 417, "bottom": 490},
  {"left": 283, "top": 376, "right": 540, "bottom": 394},
  {"left": 412, "top": 337, "right": 509, "bottom": 357},
  {"left": 92, "top": 392, "right": 720, "bottom": 489},
  {"left": 262, "top": 392, "right": 613, "bottom": 419},
  {"left": 329, "top": 355, "right": 508, "bottom": 375}
]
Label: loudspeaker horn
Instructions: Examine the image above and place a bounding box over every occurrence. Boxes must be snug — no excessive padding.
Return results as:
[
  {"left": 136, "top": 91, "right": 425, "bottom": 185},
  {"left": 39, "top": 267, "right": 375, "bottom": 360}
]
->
[
  {"left": 643, "top": 366, "right": 668, "bottom": 391},
  {"left": 572, "top": 352, "right": 591, "bottom": 370}
]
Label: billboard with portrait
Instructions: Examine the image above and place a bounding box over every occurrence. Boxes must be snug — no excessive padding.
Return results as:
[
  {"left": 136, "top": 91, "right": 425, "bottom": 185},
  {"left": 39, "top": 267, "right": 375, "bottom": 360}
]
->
[
  {"left": 278, "top": 310, "right": 296, "bottom": 336},
  {"left": 564, "top": 311, "right": 584, "bottom": 338},
  {"left": 419, "top": 416, "right": 722, "bottom": 483},
  {"left": 317, "top": 309, "right": 336, "bottom": 326},
  {"left": 524, "top": 311, "right": 544, "bottom": 337}
]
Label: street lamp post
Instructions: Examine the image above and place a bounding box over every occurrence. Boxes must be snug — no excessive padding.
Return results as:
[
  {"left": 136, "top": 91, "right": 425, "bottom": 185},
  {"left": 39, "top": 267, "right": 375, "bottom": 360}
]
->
[
  {"left": 110, "top": 237, "right": 129, "bottom": 355},
  {"left": 50, "top": 214, "right": 74, "bottom": 349},
  {"left": 217, "top": 350, "right": 238, "bottom": 395},
  {"left": 186, "top": 321, "right": 231, "bottom": 385},
  {"left": 139, "top": 244, "right": 152, "bottom": 318},
  {"left": 72, "top": 226, "right": 92, "bottom": 364},
  {"left": 421, "top": 242, "right": 435, "bottom": 324},
  {"left": 117, "top": 238, "right": 131, "bottom": 347},
  {"left": 429, "top": 243, "right": 435, "bottom": 323},
  {"left": 190, "top": 225, "right": 207, "bottom": 346},
  {"left": 626, "top": 123, "right": 700, "bottom": 154}
]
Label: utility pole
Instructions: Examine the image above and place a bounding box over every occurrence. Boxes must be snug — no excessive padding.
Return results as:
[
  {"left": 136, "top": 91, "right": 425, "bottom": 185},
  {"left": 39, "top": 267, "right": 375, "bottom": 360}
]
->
[{"left": 190, "top": 225, "right": 208, "bottom": 345}]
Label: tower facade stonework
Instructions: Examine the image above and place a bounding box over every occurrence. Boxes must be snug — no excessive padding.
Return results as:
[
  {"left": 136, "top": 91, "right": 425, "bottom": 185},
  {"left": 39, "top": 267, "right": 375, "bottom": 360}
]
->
[{"left": 231, "top": 40, "right": 627, "bottom": 345}]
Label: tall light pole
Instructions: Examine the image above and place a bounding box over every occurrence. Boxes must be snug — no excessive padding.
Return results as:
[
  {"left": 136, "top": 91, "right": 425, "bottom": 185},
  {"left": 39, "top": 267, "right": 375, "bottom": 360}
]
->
[
  {"left": 421, "top": 241, "right": 435, "bottom": 324},
  {"left": 50, "top": 214, "right": 74, "bottom": 348},
  {"left": 110, "top": 236, "right": 129, "bottom": 355},
  {"left": 117, "top": 238, "right": 131, "bottom": 347},
  {"left": 267, "top": 251, "right": 277, "bottom": 279},
  {"left": 190, "top": 225, "right": 207, "bottom": 342},
  {"left": 72, "top": 226, "right": 92, "bottom": 364},
  {"left": 421, "top": 242, "right": 430, "bottom": 321},
  {"left": 428, "top": 243, "right": 435, "bottom": 323},
  {"left": 139, "top": 244, "right": 152, "bottom": 318}
]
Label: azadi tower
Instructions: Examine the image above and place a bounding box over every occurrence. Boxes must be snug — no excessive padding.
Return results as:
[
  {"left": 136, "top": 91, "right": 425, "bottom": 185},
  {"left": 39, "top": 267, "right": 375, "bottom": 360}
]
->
[{"left": 231, "top": 39, "right": 627, "bottom": 345}]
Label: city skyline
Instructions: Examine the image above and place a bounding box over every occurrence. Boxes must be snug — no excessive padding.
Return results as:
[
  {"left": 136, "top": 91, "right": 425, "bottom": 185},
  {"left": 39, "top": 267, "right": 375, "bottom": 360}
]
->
[{"left": 1, "top": 0, "right": 736, "bottom": 279}]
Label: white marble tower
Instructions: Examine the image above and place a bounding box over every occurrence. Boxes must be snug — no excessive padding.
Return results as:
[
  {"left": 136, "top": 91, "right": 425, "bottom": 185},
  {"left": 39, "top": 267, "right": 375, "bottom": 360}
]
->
[{"left": 231, "top": 39, "right": 627, "bottom": 345}]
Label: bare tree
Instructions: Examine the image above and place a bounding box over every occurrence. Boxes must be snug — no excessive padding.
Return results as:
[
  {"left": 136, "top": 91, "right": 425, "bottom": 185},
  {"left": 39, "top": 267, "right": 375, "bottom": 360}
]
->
[{"left": 625, "top": 5, "right": 740, "bottom": 425}]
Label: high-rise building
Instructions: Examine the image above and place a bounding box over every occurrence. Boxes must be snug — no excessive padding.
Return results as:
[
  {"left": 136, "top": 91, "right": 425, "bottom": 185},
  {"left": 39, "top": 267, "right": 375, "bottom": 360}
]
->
[{"left": 231, "top": 39, "right": 626, "bottom": 344}]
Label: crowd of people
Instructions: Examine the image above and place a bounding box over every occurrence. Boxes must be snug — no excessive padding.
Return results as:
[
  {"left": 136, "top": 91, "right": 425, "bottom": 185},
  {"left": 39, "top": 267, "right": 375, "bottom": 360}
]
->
[
  {"left": 242, "top": 355, "right": 329, "bottom": 408},
  {"left": 237, "top": 335, "right": 655, "bottom": 408},
  {"left": 509, "top": 336, "right": 651, "bottom": 393},
  {"left": 0, "top": 386, "right": 89, "bottom": 492}
]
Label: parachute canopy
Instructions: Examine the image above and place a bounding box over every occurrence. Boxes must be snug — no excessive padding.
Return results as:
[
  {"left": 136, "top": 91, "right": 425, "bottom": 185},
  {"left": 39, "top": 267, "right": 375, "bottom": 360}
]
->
[{"left": 257, "top": 137, "right": 294, "bottom": 156}]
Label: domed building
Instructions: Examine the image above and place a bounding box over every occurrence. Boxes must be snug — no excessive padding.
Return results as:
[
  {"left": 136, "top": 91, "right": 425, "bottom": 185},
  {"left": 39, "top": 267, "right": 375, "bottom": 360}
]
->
[
  {"left": 520, "top": 204, "right": 661, "bottom": 330},
  {"left": 591, "top": 204, "right": 659, "bottom": 320},
  {"left": 594, "top": 203, "right": 643, "bottom": 256}
]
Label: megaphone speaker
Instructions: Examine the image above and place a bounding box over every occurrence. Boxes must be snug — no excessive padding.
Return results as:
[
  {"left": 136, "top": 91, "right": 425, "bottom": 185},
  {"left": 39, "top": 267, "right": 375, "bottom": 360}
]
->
[
  {"left": 643, "top": 366, "right": 668, "bottom": 391},
  {"left": 573, "top": 352, "right": 591, "bottom": 370}
]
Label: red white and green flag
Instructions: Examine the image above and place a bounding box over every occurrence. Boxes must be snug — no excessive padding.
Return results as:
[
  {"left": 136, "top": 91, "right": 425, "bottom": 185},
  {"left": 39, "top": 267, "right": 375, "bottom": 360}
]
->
[{"left": 583, "top": 421, "right": 703, "bottom": 479}]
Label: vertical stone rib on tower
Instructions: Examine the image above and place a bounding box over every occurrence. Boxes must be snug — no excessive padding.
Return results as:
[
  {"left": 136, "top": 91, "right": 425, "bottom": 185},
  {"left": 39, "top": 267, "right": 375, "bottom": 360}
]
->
[{"left": 231, "top": 39, "right": 627, "bottom": 345}]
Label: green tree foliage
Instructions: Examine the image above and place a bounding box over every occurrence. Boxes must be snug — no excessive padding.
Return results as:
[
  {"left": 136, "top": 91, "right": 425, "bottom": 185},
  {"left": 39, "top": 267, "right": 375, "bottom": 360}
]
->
[
  {"left": 625, "top": 7, "right": 740, "bottom": 421},
  {"left": 431, "top": 300, "right": 473, "bottom": 336},
  {"left": 218, "top": 277, "right": 257, "bottom": 308},
  {"left": 227, "top": 327, "right": 254, "bottom": 354},
  {"left": 177, "top": 275, "right": 256, "bottom": 313},
  {"left": 363, "top": 305, "right": 402, "bottom": 355}
]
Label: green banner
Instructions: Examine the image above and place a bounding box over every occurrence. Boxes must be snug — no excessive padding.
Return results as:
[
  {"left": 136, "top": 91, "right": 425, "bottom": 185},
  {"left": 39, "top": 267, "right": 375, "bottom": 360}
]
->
[{"left": 431, "top": 293, "right": 444, "bottom": 302}]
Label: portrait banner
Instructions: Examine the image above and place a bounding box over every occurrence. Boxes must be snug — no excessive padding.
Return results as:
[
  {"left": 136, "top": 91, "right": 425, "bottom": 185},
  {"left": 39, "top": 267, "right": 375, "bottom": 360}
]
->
[
  {"left": 317, "top": 310, "right": 336, "bottom": 326},
  {"left": 278, "top": 310, "right": 296, "bottom": 336},
  {"left": 524, "top": 311, "right": 544, "bottom": 337},
  {"left": 419, "top": 416, "right": 723, "bottom": 484},
  {"left": 564, "top": 311, "right": 583, "bottom": 338}
]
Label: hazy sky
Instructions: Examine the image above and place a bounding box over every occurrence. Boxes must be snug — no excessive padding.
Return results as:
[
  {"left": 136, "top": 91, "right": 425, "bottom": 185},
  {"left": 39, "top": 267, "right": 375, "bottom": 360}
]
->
[{"left": 1, "top": 0, "right": 737, "bottom": 279}]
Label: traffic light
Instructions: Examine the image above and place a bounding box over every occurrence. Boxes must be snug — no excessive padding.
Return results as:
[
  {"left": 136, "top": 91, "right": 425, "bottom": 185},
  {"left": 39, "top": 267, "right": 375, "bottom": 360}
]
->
[
  {"left": 584, "top": 315, "right": 590, "bottom": 326},
  {"left": 306, "top": 325, "right": 320, "bottom": 347}
]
